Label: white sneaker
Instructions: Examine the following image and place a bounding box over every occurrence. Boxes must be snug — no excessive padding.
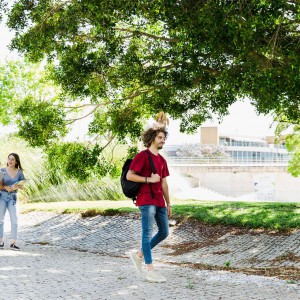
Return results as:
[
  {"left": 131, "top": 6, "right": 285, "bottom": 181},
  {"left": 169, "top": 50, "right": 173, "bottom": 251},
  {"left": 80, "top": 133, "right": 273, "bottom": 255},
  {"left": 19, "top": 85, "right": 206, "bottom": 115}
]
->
[
  {"left": 129, "top": 251, "right": 144, "bottom": 277},
  {"left": 145, "top": 270, "right": 167, "bottom": 283}
]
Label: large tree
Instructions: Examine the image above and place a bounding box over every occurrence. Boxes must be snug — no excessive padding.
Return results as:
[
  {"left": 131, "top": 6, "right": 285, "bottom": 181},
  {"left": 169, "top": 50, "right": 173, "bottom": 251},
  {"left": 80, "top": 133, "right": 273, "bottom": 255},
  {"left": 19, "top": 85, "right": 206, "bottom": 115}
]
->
[
  {"left": 5, "top": 0, "right": 299, "bottom": 143},
  {"left": 0, "top": 60, "right": 67, "bottom": 145},
  {"left": 0, "top": 60, "right": 118, "bottom": 181}
]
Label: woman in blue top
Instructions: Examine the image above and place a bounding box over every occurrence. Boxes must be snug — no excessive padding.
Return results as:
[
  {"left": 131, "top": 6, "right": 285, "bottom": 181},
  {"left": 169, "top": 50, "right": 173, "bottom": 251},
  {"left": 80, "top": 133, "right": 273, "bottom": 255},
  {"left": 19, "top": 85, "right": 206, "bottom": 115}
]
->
[{"left": 0, "top": 153, "right": 25, "bottom": 251}]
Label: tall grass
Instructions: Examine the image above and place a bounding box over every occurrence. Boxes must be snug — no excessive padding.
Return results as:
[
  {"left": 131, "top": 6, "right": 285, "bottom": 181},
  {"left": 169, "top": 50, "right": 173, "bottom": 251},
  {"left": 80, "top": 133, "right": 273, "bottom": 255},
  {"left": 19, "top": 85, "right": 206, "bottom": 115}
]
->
[
  {"left": 28, "top": 176, "right": 124, "bottom": 202},
  {"left": 0, "top": 135, "right": 125, "bottom": 202}
]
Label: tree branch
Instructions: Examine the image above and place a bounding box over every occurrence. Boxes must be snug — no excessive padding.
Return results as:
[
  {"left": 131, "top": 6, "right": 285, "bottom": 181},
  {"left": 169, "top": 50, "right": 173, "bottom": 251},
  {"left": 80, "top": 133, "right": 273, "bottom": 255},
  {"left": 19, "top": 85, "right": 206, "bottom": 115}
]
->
[
  {"left": 121, "top": 88, "right": 156, "bottom": 102},
  {"left": 249, "top": 51, "right": 273, "bottom": 69},
  {"left": 65, "top": 104, "right": 100, "bottom": 124},
  {"left": 40, "top": 2, "right": 72, "bottom": 27},
  {"left": 100, "top": 136, "right": 116, "bottom": 151},
  {"left": 54, "top": 103, "right": 98, "bottom": 110},
  {"left": 114, "top": 27, "right": 179, "bottom": 43}
]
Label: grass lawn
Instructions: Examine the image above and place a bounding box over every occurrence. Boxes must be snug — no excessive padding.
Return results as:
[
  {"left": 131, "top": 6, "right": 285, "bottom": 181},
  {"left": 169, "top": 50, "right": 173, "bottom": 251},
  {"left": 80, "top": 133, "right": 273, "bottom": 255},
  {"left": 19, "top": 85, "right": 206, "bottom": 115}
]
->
[{"left": 19, "top": 199, "right": 300, "bottom": 231}]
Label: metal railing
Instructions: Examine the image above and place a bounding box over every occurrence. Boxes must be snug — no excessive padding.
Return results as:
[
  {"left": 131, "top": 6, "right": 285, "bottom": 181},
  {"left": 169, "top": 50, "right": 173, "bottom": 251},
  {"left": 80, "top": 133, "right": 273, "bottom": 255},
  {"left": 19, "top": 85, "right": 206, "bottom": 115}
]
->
[{"left": 166, "top": 156, "right": 290, "bottom": 166}]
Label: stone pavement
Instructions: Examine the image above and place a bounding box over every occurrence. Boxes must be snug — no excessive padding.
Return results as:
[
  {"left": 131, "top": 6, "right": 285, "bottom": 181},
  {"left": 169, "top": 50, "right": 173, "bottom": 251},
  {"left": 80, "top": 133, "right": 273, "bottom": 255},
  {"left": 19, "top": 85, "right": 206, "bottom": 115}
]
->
[{"left": 0, "top": 211, "right": 299, "bottom": 300}]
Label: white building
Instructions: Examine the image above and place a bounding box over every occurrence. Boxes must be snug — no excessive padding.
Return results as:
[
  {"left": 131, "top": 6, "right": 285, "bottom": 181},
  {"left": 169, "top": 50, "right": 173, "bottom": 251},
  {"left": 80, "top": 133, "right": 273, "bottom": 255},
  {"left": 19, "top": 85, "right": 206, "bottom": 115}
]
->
[{"left": 163, "top": 126, "right": 290, "bottom": 164}]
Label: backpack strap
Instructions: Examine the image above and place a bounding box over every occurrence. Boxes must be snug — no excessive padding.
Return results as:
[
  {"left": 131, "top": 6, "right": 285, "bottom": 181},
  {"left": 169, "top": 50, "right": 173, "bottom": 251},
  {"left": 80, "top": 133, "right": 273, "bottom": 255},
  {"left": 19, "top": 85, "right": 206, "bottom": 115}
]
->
[{"left": 146, "top": 150, "right": 157, "bottom": 199}]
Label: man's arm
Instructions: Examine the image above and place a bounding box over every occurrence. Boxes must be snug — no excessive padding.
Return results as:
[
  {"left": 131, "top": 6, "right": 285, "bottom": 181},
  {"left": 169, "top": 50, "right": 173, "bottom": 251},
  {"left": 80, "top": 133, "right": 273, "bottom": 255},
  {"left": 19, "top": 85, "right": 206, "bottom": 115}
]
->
[
  {"left": 162, "top": 177, "right": 172, "bottom": 217},
  {"left": 126, "top": 170, "right": 160, "bottom": 184},
  {"left": 161, "top": 177, "right": 170, "bottom": 205}
]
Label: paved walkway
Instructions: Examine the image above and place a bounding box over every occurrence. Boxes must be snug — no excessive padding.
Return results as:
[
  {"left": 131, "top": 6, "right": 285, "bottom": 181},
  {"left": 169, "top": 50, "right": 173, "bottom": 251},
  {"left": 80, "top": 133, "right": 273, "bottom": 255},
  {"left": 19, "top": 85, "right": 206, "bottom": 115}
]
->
[{"left": 0, "top": 212, "right": 299, "bottom": 299}]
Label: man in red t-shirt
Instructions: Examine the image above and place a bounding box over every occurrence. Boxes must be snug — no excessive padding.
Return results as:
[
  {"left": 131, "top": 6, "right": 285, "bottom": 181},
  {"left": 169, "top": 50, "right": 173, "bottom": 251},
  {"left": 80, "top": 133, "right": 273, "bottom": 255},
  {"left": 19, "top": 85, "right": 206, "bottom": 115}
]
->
[{"left": 127, "top": 127, "right": 172, "bottom": 283}]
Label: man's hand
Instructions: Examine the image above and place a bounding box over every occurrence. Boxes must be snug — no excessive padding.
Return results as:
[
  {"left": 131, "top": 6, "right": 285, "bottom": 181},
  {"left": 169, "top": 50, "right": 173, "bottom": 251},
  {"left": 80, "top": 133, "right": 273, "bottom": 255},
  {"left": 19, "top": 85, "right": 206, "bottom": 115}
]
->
[
  {"left": 167, "top": 206, "right": 172, "bottom": 218},
  {"left": 148, "top": 173, "right": 160, "bottom": 183}
]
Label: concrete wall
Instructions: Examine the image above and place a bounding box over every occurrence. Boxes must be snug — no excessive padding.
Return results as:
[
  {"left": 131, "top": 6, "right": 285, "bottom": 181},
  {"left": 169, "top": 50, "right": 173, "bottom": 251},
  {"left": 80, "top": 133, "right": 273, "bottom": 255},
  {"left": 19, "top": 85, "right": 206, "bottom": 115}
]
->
[{"left": 170, "top": 165, "right": 300, "bottom": 202}]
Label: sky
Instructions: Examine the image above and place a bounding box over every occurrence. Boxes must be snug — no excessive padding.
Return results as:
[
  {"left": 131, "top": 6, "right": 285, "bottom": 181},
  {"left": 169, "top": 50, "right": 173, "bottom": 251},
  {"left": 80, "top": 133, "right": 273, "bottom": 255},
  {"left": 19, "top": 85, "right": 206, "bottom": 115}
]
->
[
  {"left": 0, "top": 17, "right": 277, "bottom": 144},
  {"left": 166, "top": 102, "right": 275, "bottom": 145},
  {"left": 0, "top": 15, "right": 20, "bottom": 62}
]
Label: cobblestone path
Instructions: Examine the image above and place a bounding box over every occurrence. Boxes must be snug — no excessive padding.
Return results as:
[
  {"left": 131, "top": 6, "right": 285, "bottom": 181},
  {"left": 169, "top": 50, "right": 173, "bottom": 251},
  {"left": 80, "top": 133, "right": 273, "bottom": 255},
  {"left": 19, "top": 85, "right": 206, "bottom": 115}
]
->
[{"left": 0, "top": 212, "right": 299, "bottom": 299}]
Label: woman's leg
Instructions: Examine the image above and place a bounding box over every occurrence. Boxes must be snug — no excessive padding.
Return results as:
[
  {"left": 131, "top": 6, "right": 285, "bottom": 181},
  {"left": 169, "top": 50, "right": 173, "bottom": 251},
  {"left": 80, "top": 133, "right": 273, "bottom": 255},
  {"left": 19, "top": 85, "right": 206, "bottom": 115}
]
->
[
  {"left": 0, "top": 194, "right": 7, "bottom": 242},
  {"left": 7, "top": 196, "right": 18, "bottom": 244}
]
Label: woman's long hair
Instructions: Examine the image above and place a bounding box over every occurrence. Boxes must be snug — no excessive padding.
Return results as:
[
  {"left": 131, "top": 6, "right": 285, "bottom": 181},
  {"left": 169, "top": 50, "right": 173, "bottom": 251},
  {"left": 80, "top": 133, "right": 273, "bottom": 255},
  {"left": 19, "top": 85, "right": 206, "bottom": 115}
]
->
[{"left": 7, "top": 153, "right": 24, "bottom": 170}]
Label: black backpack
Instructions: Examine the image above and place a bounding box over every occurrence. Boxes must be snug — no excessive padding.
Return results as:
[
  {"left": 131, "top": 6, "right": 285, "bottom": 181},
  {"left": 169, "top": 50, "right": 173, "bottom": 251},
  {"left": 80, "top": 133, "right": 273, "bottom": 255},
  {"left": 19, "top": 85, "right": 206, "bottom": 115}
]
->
[{"left": 120, "top": 150, "right": 156, "bottom": 202}]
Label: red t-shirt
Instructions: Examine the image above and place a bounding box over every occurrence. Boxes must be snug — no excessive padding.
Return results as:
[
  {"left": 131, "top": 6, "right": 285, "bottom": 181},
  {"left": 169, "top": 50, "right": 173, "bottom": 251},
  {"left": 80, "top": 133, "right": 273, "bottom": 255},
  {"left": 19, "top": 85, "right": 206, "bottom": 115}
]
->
[{"left": 129, "top": 149, "right": 170, "bottom": 207}]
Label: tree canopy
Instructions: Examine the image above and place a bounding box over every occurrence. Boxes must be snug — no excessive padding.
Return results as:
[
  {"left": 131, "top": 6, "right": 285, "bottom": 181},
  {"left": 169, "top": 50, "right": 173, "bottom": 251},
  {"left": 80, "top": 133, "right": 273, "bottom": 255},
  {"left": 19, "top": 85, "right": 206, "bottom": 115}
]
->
[
  {"left": 4, "top": 0, "right": 299, "bottom": 144},
  {"left": 0, "top": 60, "right": 119, "bottom": 180},
  {"left": 0, "top": 60, "right": 68, "bottom": 145}
]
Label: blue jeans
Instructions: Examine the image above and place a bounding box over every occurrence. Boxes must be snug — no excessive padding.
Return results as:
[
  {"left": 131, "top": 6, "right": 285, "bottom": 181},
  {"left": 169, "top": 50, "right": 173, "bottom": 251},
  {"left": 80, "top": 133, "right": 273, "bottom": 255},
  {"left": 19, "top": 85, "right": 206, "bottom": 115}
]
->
[
  {"left": 139, "top": 205, "right": 169, "bottom": 265},
  {"left": 0, "top": 191, "right": 18, "bottom": 240}
]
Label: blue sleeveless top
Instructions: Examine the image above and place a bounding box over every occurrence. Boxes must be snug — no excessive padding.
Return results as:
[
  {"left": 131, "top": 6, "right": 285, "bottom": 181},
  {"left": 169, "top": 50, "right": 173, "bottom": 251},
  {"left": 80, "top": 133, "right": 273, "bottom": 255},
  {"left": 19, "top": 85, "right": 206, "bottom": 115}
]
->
[{"left": 0, "top": 167, "right": 25, "bottom": 188}]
